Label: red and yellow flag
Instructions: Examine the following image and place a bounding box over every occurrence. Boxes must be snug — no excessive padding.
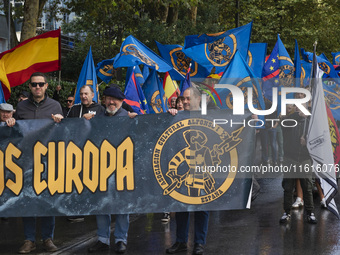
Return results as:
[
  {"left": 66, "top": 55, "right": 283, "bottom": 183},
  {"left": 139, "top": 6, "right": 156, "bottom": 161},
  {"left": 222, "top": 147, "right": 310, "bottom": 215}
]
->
[
  {"left": 0, "top": 29, "right": 61, "bottom": 100},
  {"left": 163, "top": 72, "right": 179, "bottom": 103}
]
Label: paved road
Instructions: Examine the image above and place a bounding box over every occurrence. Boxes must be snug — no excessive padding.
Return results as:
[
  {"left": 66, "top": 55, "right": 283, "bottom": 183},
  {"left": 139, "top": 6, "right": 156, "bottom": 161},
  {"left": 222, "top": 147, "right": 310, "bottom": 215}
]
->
[{"left": 1, "top": 177, "right": 340, "bottom": 255}]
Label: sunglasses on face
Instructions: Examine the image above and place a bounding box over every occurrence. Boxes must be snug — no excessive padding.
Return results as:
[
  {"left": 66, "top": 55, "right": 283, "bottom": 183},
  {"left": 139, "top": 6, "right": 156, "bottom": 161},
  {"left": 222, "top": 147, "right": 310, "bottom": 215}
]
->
[
  {"left": 67, "top": 100, "right": 73, "bottom": 103},
  {"left": 30, "top": 82, "right": 45, "bottom": 87}
]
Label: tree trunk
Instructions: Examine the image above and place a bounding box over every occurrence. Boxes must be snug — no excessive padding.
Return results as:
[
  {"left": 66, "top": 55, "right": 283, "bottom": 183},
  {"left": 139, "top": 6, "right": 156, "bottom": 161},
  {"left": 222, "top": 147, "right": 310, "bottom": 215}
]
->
[
  {"left": 20, "top": 0, "right": 39, "bottom": 42},
  {"left": 38, "top": 0, "right": 48, "bottom": 18},
  {"left": 190, "top": 6, "right": 197, "bottom": 26},
  {"left": 167, "top": 4, "right": 178, "bottom": 25},
  {"left": 3, "top": 0, "right": 19, "bottom": 49}
]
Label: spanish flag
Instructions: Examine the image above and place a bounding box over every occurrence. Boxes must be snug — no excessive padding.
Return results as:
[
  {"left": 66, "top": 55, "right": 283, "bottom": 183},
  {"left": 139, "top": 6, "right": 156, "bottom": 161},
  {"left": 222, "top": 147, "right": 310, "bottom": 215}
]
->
[
  {"left": 163, "top": 72, "right": 179, "bottom": 103},
  {"left": 0, "top": 29, "right": 61, "bottom": 100}
]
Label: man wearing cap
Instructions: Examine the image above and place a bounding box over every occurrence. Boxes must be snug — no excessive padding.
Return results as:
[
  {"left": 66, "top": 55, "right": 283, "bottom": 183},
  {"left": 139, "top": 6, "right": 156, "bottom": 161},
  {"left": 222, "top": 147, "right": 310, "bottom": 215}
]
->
[
  {"left": 88, "top": 85, "right": 131, "bottom": 254},
  {"left": 14, "top": 72, "right": 63, "bottom": 254},
  {"left": 67, "top": 85, "right": 104, "bottom": 119},
  {"left": 0, "top": 103, "right": 15, "bottom": 127}
]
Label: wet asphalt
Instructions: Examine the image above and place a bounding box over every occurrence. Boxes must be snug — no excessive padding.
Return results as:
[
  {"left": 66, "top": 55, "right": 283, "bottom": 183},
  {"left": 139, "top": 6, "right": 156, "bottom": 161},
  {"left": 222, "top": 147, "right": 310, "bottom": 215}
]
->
[{"left": 1, "top": 176, "right": 340, "bottom": 255}]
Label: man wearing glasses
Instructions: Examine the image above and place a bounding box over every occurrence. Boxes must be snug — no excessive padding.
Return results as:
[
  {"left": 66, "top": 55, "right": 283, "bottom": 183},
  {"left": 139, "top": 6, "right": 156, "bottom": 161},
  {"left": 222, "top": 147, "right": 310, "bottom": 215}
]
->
[
  {"left": 14, "top": 72, "right": 63, "bottom": 253},
  {"left": 63, "top": 95, "right": 74, "bottom": 117}
]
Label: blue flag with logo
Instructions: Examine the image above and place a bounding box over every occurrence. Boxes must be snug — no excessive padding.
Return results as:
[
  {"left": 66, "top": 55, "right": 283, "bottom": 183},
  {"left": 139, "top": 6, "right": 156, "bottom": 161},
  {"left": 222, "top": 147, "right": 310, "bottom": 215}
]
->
[
  {"left": 156, "top": 41, "right": 210, "bottom": 80},
  {"left": 216, "top": 50, "right": 265, "bottom": 111},
  {"left": 142, "top": 65, "right": 150, "bottom": 82},
  {"left": 124, "top": 71, "right": 148, "bottom": 115},
  {"left": 74, "top": 47, "right": 98, "bottom": 104},
  {"left": 96, "top": 58, "right": 114, "bottom": 83},
  {"left": 332, "top": 52, "right": 340, "bottom": 65},
  {"left": 301, "top": 48, "right": 338, "bottom": 79},
  {"left": 126, "top": 66, "right": 145, "bottom": 86},
  {"left": 182, "top": 22, "right": 252, "bottom": 74},
  {"left": 113, "top": 35, "right": 173, "bottom": 73},
  {"left": 247, "top": 43, "right": 267, "bottom": 78},
  {"left": 323, "top": 84, "right": 340, "bottom": 121},
  {"left": 294, "top": 39, "right": 302, "bottom": 88},
  {"left": 277, "top": 35, "right": 294, "bottom": 88},
  {"left": 143, "top": 69, "right": 168, "bottom": 113}
]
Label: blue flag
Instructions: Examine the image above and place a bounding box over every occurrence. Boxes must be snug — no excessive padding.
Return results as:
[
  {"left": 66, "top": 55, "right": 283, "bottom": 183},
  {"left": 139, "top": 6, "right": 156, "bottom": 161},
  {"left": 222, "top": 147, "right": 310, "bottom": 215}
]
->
[
  {"left": 294, "top": 39, "right": 302, "bottom": 88},
  {"left": 301, "top": 48, "right": 338, "bottom": 79},
  {"left": 126, "top": 66, "right": 145, "bottom": 86},
  {"left": 113, "top": 35, "right": 173, "bottom": 72},
  {"left": 277, "top": 35, "right": 294, "bottom": 88},
  {"left": 156, "top": 41, "right": 210, "bottom": 80},
  {"left": 182, "top": 22, "right": 252, "bottom": 73},
  {"left": 323, "top": 84, "right": 340, "bottom": 121},
  {"left": 262, "top": 40, "right": 280, "bottom": 101},
  {"left": 96, "top": 58, "right": 114, "bottom": 83},
  {"left": 142, "top": 65, "right": 150, "bottom": 82},
  {"left": 143, "top": 69, "right": 168, "bottom": 113},
  {"left": 0, "top": 82, "right": 5, "bottom": 104},
  {"left": 180, "top": 67, "right": 191, "bottom": 96},
  {"left": 124, "top": 71, "right": 148, "bottom": 114},
  {"left": 247, "top": 43, "right": 267, "bottom": 78},
  {"left": 216, "top": 51, "right": 265, "bottom": 111},
  {"left": 75, "top": 47, "right": 98, "bottom": 104},
  {"left": 332, "top": 52, "right": 340, "bottom": 65}
]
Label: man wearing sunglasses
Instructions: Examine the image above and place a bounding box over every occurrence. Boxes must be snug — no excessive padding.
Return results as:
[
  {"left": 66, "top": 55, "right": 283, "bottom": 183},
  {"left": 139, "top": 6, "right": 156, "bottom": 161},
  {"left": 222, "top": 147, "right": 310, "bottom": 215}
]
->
[
  {"left": 63, "top": 95, "right": 74, "bottom": 117},
  {"left": 14, "top": 72, "right": 63, "bottom": 254}
]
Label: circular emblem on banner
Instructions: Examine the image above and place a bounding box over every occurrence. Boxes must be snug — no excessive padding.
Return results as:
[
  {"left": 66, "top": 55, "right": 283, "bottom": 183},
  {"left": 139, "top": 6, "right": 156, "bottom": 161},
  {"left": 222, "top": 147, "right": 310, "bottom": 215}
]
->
[
  {"left": 153, "top": 118, "right": 243, "bottom": 204},
  {"left": 204, "top": 35, "right": 237, "bottom": 67}
]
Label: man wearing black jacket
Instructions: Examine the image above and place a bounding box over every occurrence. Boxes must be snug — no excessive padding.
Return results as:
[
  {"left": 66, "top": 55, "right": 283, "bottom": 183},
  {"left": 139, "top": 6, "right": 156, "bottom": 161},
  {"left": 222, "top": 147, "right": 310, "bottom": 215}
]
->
[
  {"left": 14, "top": 72, "right": 63, "bottom": 254},
  {"left": 67, "top": 85, "right": 105, "bottom": 119},
  {"left": 87, "top": 86, "right": 130, "bottom": 254}
]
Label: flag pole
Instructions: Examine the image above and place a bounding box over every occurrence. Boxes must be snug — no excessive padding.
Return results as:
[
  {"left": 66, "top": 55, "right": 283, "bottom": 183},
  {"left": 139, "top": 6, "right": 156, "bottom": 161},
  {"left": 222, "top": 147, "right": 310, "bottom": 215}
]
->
[{"left": 303, "top": 41, "right": 318, "bottom": 138}]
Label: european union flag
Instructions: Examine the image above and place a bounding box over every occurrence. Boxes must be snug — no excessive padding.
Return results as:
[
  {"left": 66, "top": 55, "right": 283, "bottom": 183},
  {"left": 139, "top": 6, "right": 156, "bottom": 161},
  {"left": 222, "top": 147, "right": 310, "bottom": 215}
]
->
[
  {"left": 294, "top": 39, "right": 302, "bottom": 88},
  {"left": 301, "top": 48, "right": 338, "bottom": 79},
  {"left": 113, "top": 35, "right": 173, "bottom": 72},
  {"left": 182, "top": 22, "right": 252, "bottom": 73},
  {"left": 216, "top": 51, "right": 265, "bottom": 111},
  {"left": 74, "top": 47, "right": 98, "bottom": 104},
  {"left": 143, "top": 69, "right": 168, "bottom": 113},
  {"left": 247, "top": 43, "right": 267, "bottom": 78},
  {"left": 156, "top": 41, "right": 210, "bottom": 80},
  {"left": 262, "top": 40, "right": 280, "bottom": 101},
  {"left": 126, "top": 66, "right": 145, "bottom": 86},
  {"left": 332, "top": 52, "right": 340, "bottom": 65},
  {"left": 124, "top": 71, "right": 148, "bottom": 115},
  {"left": 96, "top": 58, "right": 114, "bottom": 83}
]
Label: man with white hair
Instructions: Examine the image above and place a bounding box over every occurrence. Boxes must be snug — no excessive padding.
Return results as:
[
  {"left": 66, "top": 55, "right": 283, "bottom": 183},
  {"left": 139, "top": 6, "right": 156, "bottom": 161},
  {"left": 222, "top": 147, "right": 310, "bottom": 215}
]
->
[{"left": 0, "top": 103, "right": 15, "bottom": 126}]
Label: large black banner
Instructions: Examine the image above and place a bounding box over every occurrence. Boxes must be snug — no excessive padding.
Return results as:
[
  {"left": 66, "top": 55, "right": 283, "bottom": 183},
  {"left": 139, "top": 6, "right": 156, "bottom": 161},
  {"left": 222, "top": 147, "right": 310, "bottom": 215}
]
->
[{"left": 0, "top": 110, "right": 254, "bottom": 217}]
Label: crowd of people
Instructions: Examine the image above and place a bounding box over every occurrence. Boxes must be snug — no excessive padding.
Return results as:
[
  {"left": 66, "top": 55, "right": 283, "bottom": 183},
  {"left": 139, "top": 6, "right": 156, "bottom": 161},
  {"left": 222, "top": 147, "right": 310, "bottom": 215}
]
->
[{"left": 0, "top": 72, "right": 333, "bottom": 254}]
